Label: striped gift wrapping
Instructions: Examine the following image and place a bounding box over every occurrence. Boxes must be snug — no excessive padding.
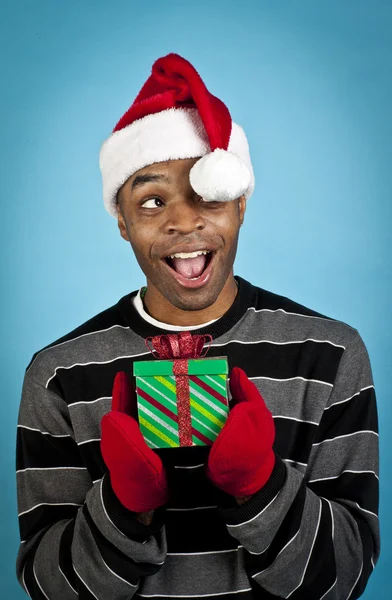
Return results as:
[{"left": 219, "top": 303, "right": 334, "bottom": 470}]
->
[{"left": 133, "top": 358, "right": 229, "bottom": 448}]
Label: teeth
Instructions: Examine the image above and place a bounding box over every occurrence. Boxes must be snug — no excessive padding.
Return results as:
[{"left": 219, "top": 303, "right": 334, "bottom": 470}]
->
[{"left": 168, "top": 250, "right": 210, "bottom": 259}]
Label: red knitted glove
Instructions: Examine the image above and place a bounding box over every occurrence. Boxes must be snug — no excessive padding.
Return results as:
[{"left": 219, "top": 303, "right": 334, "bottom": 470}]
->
[
  {"left": 100, "top": 372, "right": 169, "bottom": 513},
  {"left": 206, "top": 367, "right": 275, "bottom": 497}
]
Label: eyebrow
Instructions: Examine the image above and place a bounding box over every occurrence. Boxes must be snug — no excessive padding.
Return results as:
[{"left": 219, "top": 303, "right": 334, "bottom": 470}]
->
[{"left": 131, "top": 173, "right": 170, "bottom": 191}]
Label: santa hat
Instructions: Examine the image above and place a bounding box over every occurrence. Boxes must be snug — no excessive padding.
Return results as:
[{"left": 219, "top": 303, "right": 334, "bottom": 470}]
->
[{"left": 99, "top": 53, "right": 255, "bottom": 217}]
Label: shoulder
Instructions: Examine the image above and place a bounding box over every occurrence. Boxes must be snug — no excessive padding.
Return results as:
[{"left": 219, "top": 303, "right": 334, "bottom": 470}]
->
[
  {"left": 242, "top": 278, "right": 360, "bottom": 349},
  {"left": 25, "top": 292, "right": 137, "bottom": 384}
]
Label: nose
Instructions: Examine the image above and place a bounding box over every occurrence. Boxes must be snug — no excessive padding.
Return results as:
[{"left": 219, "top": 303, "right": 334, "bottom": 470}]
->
[{"left": 163, "top": 197, "right": 206, "bottom": 235}]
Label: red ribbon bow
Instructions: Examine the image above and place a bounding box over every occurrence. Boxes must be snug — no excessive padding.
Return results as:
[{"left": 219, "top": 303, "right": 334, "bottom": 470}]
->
[
  {"left": 145, "top": 331, "right": 212, "bottom": 360},
  {"left": 145, "top": 332, "right": 212, "bottom": 446}
]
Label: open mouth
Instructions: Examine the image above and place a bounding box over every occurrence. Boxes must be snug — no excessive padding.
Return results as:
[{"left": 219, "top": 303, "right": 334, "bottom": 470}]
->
[{"left": 163, "top": 250, "right": 214, "bottom": 288}]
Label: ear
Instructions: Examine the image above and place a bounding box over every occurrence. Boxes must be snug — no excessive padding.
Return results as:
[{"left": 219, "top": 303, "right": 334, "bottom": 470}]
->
[
  {"left": 238, "top": 195, "right": 247, "bottom": 226},
  {"left": 117, "top": 205, "right": 131, "bottom": 242}
]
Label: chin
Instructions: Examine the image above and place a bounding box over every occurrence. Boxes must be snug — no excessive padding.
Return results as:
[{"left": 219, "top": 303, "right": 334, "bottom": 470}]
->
[{"left": 160, "top": 278, "right": 225, "bottom": 313}]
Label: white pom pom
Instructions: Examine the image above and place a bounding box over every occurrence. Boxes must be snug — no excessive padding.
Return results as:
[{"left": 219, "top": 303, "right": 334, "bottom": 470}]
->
[{"left": 189, "top": 149, "right": 251, "bottom": 202}]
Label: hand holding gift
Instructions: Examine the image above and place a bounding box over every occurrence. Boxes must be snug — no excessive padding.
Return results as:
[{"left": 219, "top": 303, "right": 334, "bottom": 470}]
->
[
  {"left": 100, "top": 371, "right": 169, "bottom": 513},
  {"left": 206, "top": 367, "right": 276, "bottom": 499}
]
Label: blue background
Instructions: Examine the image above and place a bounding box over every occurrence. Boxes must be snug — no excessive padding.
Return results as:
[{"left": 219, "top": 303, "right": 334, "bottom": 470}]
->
[{"left": 1, "top": 1, "right": 391, "bottom": 597}]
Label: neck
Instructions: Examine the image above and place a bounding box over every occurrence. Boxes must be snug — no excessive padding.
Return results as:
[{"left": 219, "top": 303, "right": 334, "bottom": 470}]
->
[{"left": 143, "top": 275, "right": 238, "bottom": 326}]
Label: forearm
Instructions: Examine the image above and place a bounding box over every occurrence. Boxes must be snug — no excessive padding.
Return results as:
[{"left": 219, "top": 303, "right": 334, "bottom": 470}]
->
[
  {"left": 221, "top": 459, "right": 378, "bottom": 599},
  {"left": 17, "top": 475, "right": 167, "bottom": 599},
  {"left": 235, "top": 496, "right": 252, "bottom": 506},
  {"left": 136, "top": 510, "right": 154, "bottom": 525}
]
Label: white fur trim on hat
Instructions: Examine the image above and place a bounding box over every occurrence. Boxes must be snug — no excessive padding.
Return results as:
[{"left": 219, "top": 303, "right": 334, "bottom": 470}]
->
[{"left": 99, "top": 108, "right": 254, "bottom": 217}]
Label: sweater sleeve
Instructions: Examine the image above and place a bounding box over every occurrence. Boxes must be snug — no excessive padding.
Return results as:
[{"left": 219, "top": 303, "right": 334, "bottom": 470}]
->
[
  {"left": 16, "top": 372, "right": 167, "bottom": 599},
  {"left": 219, "top": 329, "right": 380, "bottom": 599}
]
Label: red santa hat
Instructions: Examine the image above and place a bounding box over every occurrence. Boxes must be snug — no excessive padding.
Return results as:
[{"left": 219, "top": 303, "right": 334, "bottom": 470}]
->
[{"left": 99, "top": 53, "right": 255, "bottom": 217}]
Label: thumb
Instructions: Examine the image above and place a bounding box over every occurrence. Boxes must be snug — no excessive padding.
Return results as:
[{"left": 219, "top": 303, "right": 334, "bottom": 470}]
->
[
  {"left": 111, "top": 372, "right": 138, "bottom": 419},
  {"left": 229, "top": 367, "right": 264, "bottom": 406}
]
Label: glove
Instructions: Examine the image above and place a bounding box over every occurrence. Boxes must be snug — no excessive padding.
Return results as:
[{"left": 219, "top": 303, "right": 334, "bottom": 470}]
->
[
  {"left": 206, "top": 367, "right": 275, "bottom": 497},
  {"left": 100, "top": 371, "right": 169, "bottom": 513}
]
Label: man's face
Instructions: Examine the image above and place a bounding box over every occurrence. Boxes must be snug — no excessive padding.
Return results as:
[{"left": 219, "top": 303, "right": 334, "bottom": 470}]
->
[{"left": 117, "top": 158, "right": 246, "bottom": 311}]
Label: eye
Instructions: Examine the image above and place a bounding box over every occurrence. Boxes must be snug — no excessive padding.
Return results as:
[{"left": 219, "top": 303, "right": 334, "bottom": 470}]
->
[
  {"left": 141, "top": 197, "right": 164, "bottom": 209},
  {"left": 198, "top": 196, "right": 224, "bottom": 206}
]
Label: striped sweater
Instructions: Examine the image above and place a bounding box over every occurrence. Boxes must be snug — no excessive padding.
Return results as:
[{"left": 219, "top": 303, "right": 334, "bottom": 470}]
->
[{"left": 16, "top": 276, "right": 380, "bottom": 599}]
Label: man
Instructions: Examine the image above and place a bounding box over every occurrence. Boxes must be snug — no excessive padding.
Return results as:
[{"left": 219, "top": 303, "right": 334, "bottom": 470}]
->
[{"left": 16, "top": 53, "right": 379, "bottom": 599}]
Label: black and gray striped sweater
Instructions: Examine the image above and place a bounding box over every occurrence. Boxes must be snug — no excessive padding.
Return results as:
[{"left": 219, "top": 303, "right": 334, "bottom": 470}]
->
[{"left": 16, "top": 276, "right": 380, "bottom": 599}]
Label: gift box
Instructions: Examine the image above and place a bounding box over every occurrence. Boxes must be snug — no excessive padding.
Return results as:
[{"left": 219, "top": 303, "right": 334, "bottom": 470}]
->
[{"left": 133, "top": 355, "right": 229, "bottom": 449}]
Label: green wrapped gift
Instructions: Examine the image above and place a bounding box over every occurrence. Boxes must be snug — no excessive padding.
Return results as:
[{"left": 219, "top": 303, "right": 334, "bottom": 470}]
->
[{"left": 133, "top": 356, "right": 229, "bottom": 449}]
